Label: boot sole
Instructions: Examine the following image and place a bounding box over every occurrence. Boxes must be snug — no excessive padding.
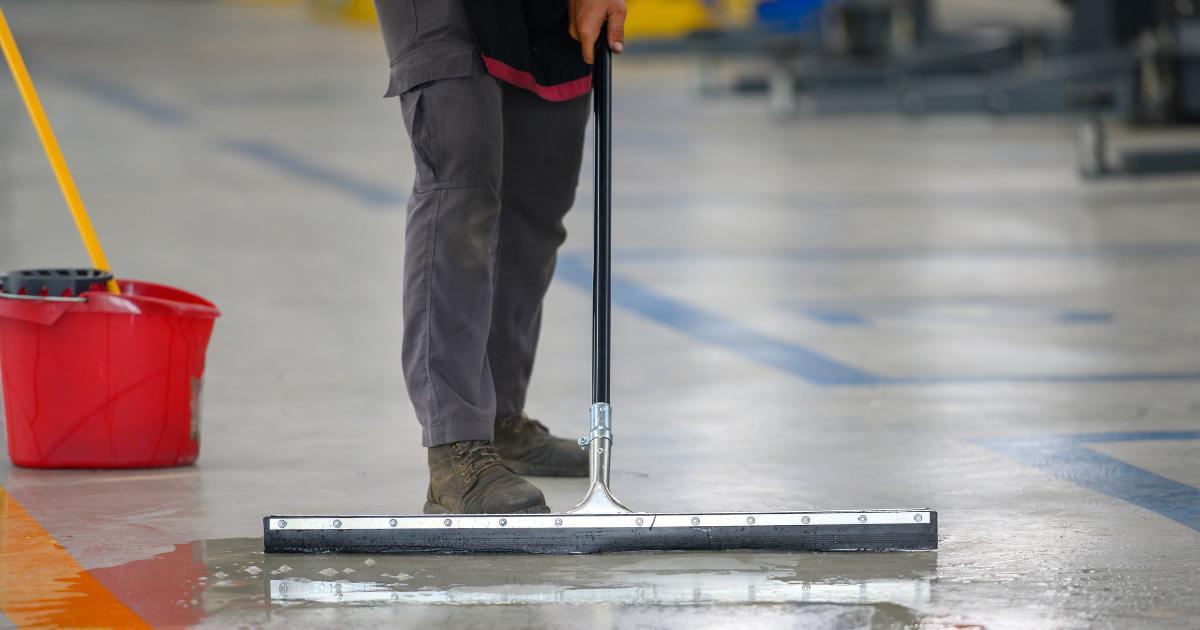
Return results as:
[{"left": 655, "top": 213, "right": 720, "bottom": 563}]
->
[
  {"left": 503, "top": 459, "right": 588, "bottom": 478},
  {"left": 423, "top": 502, "right": 552, "bottom": 515}
]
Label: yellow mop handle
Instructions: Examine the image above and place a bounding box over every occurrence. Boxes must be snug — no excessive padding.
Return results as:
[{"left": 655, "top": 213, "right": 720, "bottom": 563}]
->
[{"left": 0, "top": 6, "right": 120, "bottom": 294}]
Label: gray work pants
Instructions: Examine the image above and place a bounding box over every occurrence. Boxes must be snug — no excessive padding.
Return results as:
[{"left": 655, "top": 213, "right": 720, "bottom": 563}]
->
[{"left": 396, "top": 57, "right": 590, "bottom": 447}]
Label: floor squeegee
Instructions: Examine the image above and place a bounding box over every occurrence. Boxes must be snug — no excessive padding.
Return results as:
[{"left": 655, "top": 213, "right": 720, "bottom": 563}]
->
[{"left": 263, "top": 43, "right": 937, "bottom": 555}]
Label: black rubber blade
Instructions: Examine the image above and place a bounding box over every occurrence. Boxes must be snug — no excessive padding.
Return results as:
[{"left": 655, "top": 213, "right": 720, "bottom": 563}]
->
[{"left": 263, "top": 510, "right": 937, "bottom": 554}]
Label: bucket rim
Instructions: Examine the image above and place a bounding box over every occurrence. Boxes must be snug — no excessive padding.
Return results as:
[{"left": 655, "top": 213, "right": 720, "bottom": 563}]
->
[
  {"left": 84, "top": 279, "right": 221, "bottom": 319},
  {"left": 0, "top": 292, "right": 87, "bottom": 304},
  {"left": 0, "top": 279, "right": 220, "bottom": 325}
]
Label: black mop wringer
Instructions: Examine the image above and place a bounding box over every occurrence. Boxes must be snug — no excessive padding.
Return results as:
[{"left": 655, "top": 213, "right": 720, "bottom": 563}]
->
[{"left": 263, "top": 43, "right": 937, "bottom": 555}]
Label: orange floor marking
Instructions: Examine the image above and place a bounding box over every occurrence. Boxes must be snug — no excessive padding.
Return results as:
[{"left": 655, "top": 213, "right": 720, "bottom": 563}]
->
[{"left": 0, "top": 487, "right": 150, "bottom": 629}]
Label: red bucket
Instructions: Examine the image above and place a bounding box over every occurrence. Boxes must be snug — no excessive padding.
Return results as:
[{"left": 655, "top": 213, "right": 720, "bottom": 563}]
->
[{"left": 0, "top": 280, "right": 219, "bottom": 468}]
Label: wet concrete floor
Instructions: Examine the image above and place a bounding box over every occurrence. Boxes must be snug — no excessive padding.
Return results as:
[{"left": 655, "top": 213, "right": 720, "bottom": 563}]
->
[{"left": 95, "top": 538, "right": 930, "bottom": 627}]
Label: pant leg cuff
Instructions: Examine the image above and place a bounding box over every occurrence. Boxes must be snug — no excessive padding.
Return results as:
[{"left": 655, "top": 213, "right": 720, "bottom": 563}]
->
[{"left": 422, "top": 420, "right": 494, "bottom": 447}]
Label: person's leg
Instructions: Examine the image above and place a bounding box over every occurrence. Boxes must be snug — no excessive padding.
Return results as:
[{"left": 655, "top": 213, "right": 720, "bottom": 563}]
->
[
  {"left": 487, "top": 83, "right": 591, "bottom": 476},
  {"left": 400, "top": 69, "right": 552, "bottom": 514},
  {"left": 400, "top": 67, "right": 505, "bottom": 448},
  {"left": 488, "top": 84, "right": 590, "bottom": 416}
]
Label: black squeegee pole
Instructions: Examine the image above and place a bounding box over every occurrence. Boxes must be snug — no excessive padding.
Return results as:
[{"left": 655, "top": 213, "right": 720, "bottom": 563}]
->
[{"left": 592, "top": 37, "right": 611, "bottom": 406}]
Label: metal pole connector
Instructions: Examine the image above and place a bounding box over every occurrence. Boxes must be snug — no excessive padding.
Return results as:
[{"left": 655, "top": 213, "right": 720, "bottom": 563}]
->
[{"left": 577, "top": 402, "right": 612, "bottom": 448}]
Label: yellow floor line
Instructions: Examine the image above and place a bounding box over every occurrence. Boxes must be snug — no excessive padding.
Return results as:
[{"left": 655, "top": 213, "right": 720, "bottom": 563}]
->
[{"left": 0, "top": 487, "right": 150, "bottom": 629}]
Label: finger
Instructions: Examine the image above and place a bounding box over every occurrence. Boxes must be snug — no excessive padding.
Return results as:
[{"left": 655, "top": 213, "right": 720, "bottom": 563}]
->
[
  {"left": 569, "top": 21, "right": 579, "bottom": 41},
  {"left": 578, "top": 23, "right": 600, "bottom": 64},
  {"left": 607, "top": 8, "right": 626, "bottom": 53},
  {"left": 580, "top": 38, "right": 593, "bottom": 64}
]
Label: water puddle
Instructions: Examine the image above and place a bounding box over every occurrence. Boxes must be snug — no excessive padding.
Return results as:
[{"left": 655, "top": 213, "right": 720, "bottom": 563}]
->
[{"left": 84, "top": 537, "right": 940, "bottom": 626}]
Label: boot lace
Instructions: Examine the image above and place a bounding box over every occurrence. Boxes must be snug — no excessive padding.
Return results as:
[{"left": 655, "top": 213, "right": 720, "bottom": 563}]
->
[{"left": 452, "top": 440, "right": 509, "bottom": 487}]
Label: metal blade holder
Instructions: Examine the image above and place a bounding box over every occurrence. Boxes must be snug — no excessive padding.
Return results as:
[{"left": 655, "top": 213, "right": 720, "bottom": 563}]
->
[{"left": 570, "top": 36, "right": 629, "bottom": 515}]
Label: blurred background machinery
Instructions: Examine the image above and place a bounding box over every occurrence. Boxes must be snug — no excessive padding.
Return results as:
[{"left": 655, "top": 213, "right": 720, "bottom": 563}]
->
[{"left": 586, "top": 0, "right": 1200, "bottom": 179}]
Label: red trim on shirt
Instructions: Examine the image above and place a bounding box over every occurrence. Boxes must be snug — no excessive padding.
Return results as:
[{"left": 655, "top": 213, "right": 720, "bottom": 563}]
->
[{"left": 481, "top": 55, "right": 592, "bottom": 102}]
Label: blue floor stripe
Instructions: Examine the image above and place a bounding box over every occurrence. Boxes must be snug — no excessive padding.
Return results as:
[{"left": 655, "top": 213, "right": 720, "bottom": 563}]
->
[
  {"left": 784, "top": 297, "right": 1114, "bottom": 328},
  {"left": 798, "top": 308, "right": 868, "bottom": 326},
  {"left": 1057, "top": 311, "right": 1114, "bottom": 324},
  {"left": 556, "top": 255, "right": 883, "bottom": 385},
  {"left": 577, "top": 187, "right": 1200, "bottom": 212},
  {"left": 977, "top": 432, "right": 1200, "bottom": 532},
  {"left": 556, "top": 254, "right": 1200, "bottom": 386},
  {"left": 56, "top": 72, "right": 407, "bottom": 208},
  {"left": 614, "top": 242, "right": 1200, "bottom": 264},
  {"left": 888, "top": 371, "right": 1200, "bottom": 385},
  {"left": 220, "top": 139, "right": 406, "bottom": 207},
  {"left": 55, "top": 74, "right": 191, "bottom": 127},
  {"left": 1008, "top": 430, "right": 1200, "bottom": 444}
]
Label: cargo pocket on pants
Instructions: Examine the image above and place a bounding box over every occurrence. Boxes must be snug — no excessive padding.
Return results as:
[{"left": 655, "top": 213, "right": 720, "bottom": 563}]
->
[{"left": 401, "top": 87, "right": 439, "bottom": 188}]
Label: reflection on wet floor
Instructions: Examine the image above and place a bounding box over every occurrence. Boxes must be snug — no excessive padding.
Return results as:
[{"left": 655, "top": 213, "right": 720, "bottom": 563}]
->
[
  {"left": 0, "top": 490, "right": 150, "bottom": 629},
  {"left": 86, "top": 538, "right": 937, "bottom": 627}
]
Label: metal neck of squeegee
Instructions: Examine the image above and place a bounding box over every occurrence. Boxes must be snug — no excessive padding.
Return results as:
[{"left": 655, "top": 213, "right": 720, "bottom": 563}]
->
[
  {"left": 568, "top": 435, "right": 632, "bottom": 514},
  {"left": 569, "top": 402, "right": 631, "bottom": 514},
  {"left": 579, "top": 402, "right": 613, "bottom": 485}
]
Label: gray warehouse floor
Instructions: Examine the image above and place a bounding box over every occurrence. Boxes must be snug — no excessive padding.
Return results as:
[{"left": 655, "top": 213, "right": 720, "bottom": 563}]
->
[{"left": 1, "top": 1, "right": 1198, "bottom": 628}]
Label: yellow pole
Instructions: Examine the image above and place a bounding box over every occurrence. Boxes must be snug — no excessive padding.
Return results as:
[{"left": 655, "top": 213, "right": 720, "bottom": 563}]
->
[{"left": 0, "top": 6, "right": 120, "bottom": 294}]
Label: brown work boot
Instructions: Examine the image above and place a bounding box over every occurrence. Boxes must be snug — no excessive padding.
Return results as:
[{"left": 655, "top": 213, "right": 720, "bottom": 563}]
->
[
  {"left": 424, "top": 441, "right": 550, "bottom": 514},
  {"left": 494, "top": 413, "right": 588, "bottom": 477}
]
